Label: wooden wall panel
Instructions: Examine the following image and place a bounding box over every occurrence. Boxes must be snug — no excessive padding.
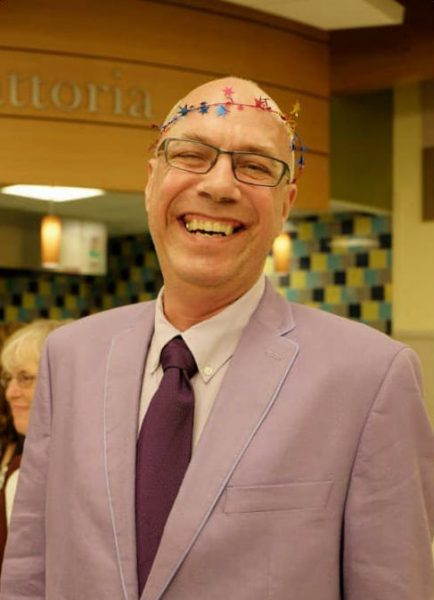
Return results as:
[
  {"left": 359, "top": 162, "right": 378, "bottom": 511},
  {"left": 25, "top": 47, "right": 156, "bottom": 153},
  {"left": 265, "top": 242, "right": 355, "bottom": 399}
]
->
[
  {"left": 0, "top": 49, "right": 328, "bottom": 154},
  {"left": 0, "top": 0, "right": 329, "bottom": 211},
  {"left": 0, "top": 117, "right": 328, "bottom": 212},
  {"left": 0, "top": 0, "right": 328, "bottom": 97}
]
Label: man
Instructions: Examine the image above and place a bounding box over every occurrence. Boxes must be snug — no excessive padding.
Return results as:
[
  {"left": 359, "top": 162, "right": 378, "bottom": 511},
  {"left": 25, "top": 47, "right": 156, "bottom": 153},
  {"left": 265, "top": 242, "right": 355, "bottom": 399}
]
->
[{"left": 1, "top": 77, "right": 433, "bottom": 600}]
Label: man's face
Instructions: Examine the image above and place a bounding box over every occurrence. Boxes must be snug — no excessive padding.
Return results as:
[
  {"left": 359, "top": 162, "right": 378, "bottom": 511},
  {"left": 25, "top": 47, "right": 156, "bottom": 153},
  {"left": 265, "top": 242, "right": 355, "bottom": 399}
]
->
[{"left": 145, "top": 82, "right": 296, "bottom": 299}]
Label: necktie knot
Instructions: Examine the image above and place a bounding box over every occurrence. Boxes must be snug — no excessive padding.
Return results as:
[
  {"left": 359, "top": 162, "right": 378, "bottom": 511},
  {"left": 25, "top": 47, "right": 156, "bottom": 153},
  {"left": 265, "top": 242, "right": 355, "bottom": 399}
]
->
[{"left": 160, "top": 336, "right": 197, "bottom": 379}]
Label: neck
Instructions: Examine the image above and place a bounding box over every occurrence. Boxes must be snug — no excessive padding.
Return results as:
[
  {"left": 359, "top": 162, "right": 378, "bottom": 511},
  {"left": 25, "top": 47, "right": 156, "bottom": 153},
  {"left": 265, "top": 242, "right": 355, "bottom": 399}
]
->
[{"left": 162, "top": 278, "right": 258, "bottom": 331}]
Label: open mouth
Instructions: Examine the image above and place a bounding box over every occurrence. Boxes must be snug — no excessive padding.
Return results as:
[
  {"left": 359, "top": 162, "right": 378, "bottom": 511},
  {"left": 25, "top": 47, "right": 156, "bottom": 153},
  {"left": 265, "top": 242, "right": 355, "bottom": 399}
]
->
[{"left": 182, "top": 217, "right": 244, "bottom": 237}]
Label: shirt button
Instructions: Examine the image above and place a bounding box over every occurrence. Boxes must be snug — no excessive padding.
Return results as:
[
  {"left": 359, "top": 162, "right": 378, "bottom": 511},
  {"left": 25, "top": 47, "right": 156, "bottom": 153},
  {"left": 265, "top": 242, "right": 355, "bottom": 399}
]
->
[{"left": 203, "top": 366, "right": 214, "bottom": 376}]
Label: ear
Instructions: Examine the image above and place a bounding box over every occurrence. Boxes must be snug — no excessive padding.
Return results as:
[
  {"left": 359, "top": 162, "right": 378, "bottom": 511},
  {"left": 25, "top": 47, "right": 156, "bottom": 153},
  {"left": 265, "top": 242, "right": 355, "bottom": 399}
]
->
[
  {"left": 144, "top": 158, "right": 156, "bottom": 212},
  {"left": 281, "top": 183, "right": 297, "bottom": 225}
]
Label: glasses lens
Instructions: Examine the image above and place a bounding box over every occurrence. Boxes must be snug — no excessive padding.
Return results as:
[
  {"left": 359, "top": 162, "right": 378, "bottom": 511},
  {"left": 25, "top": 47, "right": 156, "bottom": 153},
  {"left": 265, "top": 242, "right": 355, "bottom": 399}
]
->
[
  {"left": 165, "top": 139, "right": 216, "bottom": 173},
  {"left": 0, "top": 372, "right": 36, "bottom": 389},
  {"left": 234, "top": 153, "right": 285, "bottom": 186}
]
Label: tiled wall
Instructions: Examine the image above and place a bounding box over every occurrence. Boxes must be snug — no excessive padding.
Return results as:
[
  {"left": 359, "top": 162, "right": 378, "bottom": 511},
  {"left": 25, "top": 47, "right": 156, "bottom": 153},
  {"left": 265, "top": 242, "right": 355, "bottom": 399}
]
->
[
  {"left": 268, "top": 212, "right": 392, "bottom": 333},
  {"left": 0, "top": 234, "right": 162, "bottom": 322},
  {"left": 0, "top": 213, "right": 391, "bottom": 333}
]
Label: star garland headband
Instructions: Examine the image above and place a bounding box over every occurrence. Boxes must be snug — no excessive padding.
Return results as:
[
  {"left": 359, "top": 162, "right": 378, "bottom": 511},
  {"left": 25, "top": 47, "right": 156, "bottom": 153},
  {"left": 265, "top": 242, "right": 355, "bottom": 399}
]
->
[{"left": 156, "top": 86, "right": 305, "bottom": 182}]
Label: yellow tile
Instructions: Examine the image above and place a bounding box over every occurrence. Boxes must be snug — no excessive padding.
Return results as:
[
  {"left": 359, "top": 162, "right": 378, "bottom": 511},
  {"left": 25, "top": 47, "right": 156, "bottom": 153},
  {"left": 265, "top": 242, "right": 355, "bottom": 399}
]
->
[
  {"left": 347, "top": 268, "right": 363, "bottom": 287},
  {"left": 130, "top": 267, "right": 141, "bottom": 282},
  {"left": 384, "top": 283, "right": 393, "bottom": 302},
  {"left": 117, "top": 282, "right": 128, "bottom": 295},
  {"left": 139, "top": 292, "right": 151, "bottom": 302},
  {"left": 311, "top": 253, "right": 327, "bottom": 271},
  {"left": 80, "top": 283, "right": 88, "bottom": 296},
  {"left": 290, "top": 271, "right": 307, "bottom": 289},
  {"left": 325, "top": 286, "right": 341, "bottom": 304},
  {"left": 22, "top": 293, "right": 35, "bottom": 309},
  {"left": 103, "top": 297, "right": 114, "bottom": 310},
  {"left": 306, "top": 302, "right": 320, "bottom": 309},
  {"left": 39, "top": 281, "right": 51, "bottom": 295},
  {"left": 65, "top": 294, "right": 76, "bottom": 311},
  {"left": 49, "top": 307, "right": 63, "bottom": 320},
  {"left": 369, "top": 249, "right": 387, "bottom": 268},
  {"left": 362, "top": 301, "right": 379, "bottom": 321},
  {"left": 297, "top": 222, "right": 314, "bottom": 241},
  {"left": 5, "top": 307, "right": 19, "bottom": 321},
  {"left": 354, "top": 217, "right": 371, "bottom": 235}
]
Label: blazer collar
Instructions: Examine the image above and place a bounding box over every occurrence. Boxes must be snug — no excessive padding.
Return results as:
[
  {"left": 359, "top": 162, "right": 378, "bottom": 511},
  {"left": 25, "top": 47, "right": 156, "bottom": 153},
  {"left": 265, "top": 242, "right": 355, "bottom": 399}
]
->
[{"left": 103, "top": 302, "right": 156, "bottom": 600}]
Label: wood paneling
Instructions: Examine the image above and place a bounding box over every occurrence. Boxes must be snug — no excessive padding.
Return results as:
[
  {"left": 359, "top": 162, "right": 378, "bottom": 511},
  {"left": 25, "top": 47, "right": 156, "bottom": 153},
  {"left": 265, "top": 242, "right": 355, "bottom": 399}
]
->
[
  {"left": 331, "top": 2, "right": 434, "bottom": 93},
  {"left": 0, "top": 0, "right": 329, "bottom": 97},
  {"left": 0, "top": 0, "right": 329, "bottom": 211},
  {"left": 0, "top": 117, "right": 327, "bottom": 211},
  {"left": 0, "top": 49, "right": 329, "bottom": 154}
]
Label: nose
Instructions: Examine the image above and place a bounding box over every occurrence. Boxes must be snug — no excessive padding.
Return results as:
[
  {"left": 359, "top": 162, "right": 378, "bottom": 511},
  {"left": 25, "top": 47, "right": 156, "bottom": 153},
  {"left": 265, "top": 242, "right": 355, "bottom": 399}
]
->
[{"left": 196, "top": 153, "right": 241, "bottom": 203}]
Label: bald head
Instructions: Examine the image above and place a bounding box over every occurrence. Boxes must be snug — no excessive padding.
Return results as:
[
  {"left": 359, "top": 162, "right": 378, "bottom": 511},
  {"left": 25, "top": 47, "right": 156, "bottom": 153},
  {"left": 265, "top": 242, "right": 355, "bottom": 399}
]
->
[{"left": 159, "top": 76, "right": 295, "bottom": 178}]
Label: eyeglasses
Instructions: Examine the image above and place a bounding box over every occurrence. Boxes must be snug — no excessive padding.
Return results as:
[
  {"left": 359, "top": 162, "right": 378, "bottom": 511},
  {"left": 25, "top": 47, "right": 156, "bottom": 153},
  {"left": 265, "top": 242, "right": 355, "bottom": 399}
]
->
[
  {"left": 157, "top": 138, "right": 291, "bottom": 187},
  {"left": 0, "top": 372, "right": 36, "bottom": 390}
]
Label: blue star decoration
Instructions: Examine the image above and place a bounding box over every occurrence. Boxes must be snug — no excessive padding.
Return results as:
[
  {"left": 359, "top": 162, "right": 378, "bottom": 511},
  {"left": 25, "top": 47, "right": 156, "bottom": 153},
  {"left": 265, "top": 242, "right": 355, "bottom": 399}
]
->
[
  {"left": 216, "top": 104, "right": 229, "bottom": 116},
  {"left": 178, "top": 104, "right": 191, "bottom": 117},
  {"left": 199, "top": 101, "right": 210, "bottom": 114}
]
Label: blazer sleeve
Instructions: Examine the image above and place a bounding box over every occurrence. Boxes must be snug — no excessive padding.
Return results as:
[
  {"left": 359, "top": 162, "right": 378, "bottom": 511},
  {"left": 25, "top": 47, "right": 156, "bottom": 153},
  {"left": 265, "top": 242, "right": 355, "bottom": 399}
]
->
[
  {"left": 343, "top": 347, "right": 434, "bottom": 599},
  {"left": 0, "top": 343, "right": 52, "bottom": 599}
]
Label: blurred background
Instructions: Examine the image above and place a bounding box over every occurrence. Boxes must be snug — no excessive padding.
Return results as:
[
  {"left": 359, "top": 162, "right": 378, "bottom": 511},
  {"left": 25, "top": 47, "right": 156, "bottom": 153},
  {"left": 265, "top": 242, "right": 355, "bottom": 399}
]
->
[{"left": 0, "top": 0, "right": 432, "bottom": 420}]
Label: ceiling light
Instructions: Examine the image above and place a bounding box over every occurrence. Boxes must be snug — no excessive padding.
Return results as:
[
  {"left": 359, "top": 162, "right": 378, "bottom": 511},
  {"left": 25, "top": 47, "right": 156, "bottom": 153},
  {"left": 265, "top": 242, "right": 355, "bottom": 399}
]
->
[{"left": 1, "top": 184, "right": 105, "bottom": 202}]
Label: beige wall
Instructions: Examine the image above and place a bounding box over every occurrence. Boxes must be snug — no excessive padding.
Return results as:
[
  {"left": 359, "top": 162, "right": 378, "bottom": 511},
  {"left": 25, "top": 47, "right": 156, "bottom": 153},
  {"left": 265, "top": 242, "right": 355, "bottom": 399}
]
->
[{"left": 393, "top": 84, "right": 434, "bottom": 422}]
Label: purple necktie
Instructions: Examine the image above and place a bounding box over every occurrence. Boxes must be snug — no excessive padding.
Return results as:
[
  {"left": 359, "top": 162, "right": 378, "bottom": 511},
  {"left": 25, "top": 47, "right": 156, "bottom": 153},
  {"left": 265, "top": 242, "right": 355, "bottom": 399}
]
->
[{"left": 135, "top": 336, "right": 197, "bottom": 595}]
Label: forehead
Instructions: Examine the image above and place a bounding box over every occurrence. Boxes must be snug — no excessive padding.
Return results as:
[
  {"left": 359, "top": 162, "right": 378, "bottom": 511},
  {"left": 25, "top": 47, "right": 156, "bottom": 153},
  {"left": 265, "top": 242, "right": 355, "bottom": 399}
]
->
[
  {"left": 160, "top": 80, "right": 292, "bottom": 158},
  {"left": 164, "top": 111, "right": 291, "bottom": 164}
]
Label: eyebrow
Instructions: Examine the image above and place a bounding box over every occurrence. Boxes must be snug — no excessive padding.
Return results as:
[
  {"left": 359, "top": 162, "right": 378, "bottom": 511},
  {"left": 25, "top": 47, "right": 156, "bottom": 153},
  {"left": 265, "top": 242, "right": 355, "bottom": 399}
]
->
[{"left": 179, "top": 133, "right": 279, "bottom": 157}]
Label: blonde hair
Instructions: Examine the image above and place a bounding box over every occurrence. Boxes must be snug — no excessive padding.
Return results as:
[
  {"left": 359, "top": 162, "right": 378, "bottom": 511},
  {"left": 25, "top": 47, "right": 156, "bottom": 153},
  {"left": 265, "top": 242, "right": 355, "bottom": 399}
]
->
[{"left": 1, "top": 319, "right": 66, "bottom": 373}]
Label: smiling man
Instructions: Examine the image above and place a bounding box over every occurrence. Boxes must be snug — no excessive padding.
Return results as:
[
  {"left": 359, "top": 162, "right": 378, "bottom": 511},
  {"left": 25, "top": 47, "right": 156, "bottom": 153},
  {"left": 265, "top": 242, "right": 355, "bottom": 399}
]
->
[{"left": 1, "top": 77, "right": 433, "bottom": 600}]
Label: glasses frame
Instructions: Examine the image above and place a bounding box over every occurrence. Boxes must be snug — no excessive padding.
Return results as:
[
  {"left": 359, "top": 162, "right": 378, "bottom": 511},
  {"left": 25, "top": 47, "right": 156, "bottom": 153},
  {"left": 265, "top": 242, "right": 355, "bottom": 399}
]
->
[
  {"left": 0, "top": 371, "right": 37, "bottom": 390},
  {"left": 157, "top": 137, "right": 291, "bottom": 188}
]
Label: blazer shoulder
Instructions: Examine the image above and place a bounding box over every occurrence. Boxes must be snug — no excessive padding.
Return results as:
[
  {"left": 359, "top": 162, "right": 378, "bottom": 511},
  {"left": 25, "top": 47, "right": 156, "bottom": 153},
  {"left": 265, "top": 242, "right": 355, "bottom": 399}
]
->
[
  {"left": 290, "top": 301, "right": 404, "bottom": 357},
  {"left": 46, "top": 300, "right": 156, "bottom": 348}
]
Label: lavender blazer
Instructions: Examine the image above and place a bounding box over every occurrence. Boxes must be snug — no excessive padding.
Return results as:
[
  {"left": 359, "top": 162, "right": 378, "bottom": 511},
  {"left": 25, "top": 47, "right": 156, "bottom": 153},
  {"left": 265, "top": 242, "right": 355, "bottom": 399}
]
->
[{"left": 1, "top": 281, "right": 433, "bottom": 600}]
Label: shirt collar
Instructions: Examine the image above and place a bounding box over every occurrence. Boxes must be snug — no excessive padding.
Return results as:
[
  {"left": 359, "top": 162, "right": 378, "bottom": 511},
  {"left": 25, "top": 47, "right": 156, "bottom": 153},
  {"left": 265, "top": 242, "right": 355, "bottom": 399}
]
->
[{"left": 150, "top": 275, "right": 265, "bottom": 382}]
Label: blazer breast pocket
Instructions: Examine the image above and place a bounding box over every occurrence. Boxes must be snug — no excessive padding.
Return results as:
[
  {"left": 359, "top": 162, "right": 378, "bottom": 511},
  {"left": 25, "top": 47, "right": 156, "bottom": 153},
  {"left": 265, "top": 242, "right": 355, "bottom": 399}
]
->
[{"left": 224, "top": 481, "right": 333, "bottom": 513}]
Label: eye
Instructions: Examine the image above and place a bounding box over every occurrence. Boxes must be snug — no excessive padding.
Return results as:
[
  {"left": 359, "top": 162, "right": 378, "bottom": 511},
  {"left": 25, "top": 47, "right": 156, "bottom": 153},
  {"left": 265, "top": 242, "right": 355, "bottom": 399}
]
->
[{"left": 236, "top": 156, "right": 274, "bottom": 178}]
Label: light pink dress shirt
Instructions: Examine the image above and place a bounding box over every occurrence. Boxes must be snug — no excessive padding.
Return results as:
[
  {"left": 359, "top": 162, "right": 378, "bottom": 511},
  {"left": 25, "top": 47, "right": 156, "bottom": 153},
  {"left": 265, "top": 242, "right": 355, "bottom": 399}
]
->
[{"left": 138, "top": 275, "right": 266, "bottom": 449}]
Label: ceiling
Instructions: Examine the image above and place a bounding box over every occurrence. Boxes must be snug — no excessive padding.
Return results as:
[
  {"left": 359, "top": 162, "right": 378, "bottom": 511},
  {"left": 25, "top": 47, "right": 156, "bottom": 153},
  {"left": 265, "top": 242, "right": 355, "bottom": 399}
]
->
[{"left": 220, "top": 0, "right": 405, "bottom": 30}]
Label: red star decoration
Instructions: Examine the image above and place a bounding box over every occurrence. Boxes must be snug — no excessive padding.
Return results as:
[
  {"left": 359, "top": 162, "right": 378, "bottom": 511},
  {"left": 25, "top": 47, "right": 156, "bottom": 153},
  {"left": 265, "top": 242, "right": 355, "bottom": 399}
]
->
[{"left": 223, "top": 86, "right": 234, "bottom": 100}]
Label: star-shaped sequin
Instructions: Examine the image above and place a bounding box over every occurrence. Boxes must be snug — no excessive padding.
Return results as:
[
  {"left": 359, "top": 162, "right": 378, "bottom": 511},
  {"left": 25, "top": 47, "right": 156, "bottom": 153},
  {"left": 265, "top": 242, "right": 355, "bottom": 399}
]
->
[
  {"left": 223, "top": 86, "right": 234, "bottom": 101},
  {"left": 199, "top": 101, "right": 210, "bottom": 114},
  {"left": 216, "top": 104, "right": 229, "bottom": 116},
  {"left": 178, "top": 104, "right": 191, "bottom": 117},
  {"left": 255, "top": 96, "right": 271, "bottom": 111}
]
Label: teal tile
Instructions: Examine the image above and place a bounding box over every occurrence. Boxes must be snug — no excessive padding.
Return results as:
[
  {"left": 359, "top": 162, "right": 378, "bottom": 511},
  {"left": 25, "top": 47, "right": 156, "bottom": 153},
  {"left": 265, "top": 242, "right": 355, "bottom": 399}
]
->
[
  {"left": 379, "top": 303, "right": 391, "bottom": 320},
  {"left": 286, "top": 289, "right": 300, "bottom": 302},
  {"left": 372, "top": 216, "right": 391, "bottom": 234},
  {"left": 291, "top": 240, "right": 309, "bottom": 257},
  {"left": 327, "top": 254, "right": 342, "bottom": 270},
  {"left": 364, "top": 269, "right": 378, "bottom": 285},
  {"left": 313, "top": 221, "right": 328, "bottom": 238},
  {"left": 306, "top": 271, "right": 320, "bottom": 287}
]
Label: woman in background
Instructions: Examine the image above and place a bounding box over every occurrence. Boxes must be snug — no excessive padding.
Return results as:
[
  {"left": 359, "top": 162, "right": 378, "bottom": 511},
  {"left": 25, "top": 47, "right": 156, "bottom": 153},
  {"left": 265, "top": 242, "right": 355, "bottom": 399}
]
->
[{"left": 0, "top": 319, "right": 64, "bottom": 571}]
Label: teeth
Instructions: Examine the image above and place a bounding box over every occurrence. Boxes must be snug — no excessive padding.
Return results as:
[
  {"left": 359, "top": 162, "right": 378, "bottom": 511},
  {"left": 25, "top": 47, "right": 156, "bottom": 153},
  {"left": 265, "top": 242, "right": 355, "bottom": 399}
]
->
[{"left": 185, "top": 219, "right": 235, "bottom": 236}]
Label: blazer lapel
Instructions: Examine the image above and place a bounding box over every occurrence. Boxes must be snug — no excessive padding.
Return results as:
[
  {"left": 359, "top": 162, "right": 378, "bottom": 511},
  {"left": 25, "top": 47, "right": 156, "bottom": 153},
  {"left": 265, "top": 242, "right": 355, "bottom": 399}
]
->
[
  {"left": 142, "top": 282, "right": 299, "bottom": 600},
  {"left": 104, "top": 303, "right": 156, "bottom": 600}
]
